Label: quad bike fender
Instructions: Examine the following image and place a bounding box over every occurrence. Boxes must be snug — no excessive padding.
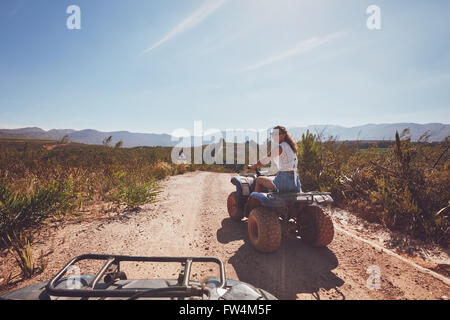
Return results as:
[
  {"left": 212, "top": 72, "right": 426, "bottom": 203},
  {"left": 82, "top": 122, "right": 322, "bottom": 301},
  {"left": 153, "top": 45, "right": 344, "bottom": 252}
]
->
[
  {"left": 231, "top": 176, "right": 255, "bottom": 197},
  {"left": 245, "top": 192, "right": 286, "bottom": 212},
  {"left": 244, "top": 192, "right": 334, "bottom": 216}
]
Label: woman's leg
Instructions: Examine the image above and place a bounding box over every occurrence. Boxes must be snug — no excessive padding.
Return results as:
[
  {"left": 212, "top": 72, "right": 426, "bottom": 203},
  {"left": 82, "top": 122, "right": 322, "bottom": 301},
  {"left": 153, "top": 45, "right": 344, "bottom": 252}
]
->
[{"left": 255, "top": 176, "right": 276, "bottom": 192}]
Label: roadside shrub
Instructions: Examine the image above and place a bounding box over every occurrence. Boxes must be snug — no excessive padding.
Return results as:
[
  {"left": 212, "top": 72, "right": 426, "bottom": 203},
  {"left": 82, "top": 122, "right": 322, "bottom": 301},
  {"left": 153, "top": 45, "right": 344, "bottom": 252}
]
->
[
  {"left": 297, "top": 130, "right": 449, "bottom": 245},
  {"left": 367, "top": 132, "right": 450, "bottom": 242},
  {"left": 0, "top": 142, "right": 180, "bottom": 252},
  {"left": 109, "top": 171, "right": 160, "bottom": 211},
  {"left": 151, "top": 161, "right": 173, "bottom": 179},
  {"left": 176, "top": 163, "right": 188, "bottom": 175},
  {"left": 297, "top": 130, "right": 322, "bottom": 191},
  {"left": 0, "top": 180, "right": 78, "bottom": 244},
  {"left": 3, "top": 231, "right": 45, "bottom": 279}
]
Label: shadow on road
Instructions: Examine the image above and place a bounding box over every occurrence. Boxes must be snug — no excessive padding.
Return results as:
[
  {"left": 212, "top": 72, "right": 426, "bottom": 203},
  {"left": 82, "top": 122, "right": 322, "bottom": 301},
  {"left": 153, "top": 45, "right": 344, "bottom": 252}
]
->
[{"left": 217, "top": 218, "right": 345, "bottom": 300}]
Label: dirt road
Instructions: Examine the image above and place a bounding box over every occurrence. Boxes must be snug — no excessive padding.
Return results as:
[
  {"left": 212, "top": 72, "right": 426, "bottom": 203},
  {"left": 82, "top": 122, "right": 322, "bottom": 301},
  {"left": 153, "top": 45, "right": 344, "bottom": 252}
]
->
[{"left": 1, "top": 171, "right": 449, "bottom": 299}]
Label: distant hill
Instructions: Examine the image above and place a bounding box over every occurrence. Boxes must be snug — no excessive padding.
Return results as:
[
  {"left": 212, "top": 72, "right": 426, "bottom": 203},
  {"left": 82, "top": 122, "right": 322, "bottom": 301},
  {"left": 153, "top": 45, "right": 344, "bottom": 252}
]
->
[
  {"left": 68, "top": 129, "right": 175, "bottom": 147},
  {"left": 0, "top": 123, "right": 448, "bottom": 147},
  {"left": 0, "top": 127, "right": 176, "bottom": 147},
  {"left": 0, "top": 127, "right": 76, "bottom": 140}
]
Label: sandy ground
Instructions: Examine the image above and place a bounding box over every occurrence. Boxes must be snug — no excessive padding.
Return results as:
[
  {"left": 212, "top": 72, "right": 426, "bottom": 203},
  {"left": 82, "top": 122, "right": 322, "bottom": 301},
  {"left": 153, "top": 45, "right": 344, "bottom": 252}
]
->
[{"left": 1, "top": 171, "right": 449, "bottom": 300}]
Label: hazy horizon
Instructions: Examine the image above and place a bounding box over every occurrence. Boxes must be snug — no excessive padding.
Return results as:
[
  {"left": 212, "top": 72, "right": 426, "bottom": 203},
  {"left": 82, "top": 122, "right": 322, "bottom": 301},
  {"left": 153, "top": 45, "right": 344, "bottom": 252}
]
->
[{"left": 0, "top": 121, "right": 448, "bottom": 133}]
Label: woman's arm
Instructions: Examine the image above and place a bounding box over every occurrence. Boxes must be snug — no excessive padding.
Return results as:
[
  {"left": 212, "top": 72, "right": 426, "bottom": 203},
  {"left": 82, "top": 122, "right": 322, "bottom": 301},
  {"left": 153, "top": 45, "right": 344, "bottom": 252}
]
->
[{"left": 249, "top": 145, "right": 283, "bottom": 169}]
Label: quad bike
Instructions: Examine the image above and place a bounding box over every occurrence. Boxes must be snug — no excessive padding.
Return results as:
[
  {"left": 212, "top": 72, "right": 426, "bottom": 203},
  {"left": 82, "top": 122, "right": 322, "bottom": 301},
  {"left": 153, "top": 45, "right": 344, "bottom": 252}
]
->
[
  {"left": 0, "top": 254, "right": 277, "bottom": 300},
  {"left": 227, "top": 167, "right": 334, "bottom": 253}
]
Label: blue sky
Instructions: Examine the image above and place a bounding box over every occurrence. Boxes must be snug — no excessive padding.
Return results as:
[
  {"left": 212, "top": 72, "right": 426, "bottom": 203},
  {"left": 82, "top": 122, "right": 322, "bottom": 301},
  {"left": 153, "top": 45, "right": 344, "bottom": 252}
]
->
[{"left": 0, "top": 0, "right": 449, "bottom": 134}]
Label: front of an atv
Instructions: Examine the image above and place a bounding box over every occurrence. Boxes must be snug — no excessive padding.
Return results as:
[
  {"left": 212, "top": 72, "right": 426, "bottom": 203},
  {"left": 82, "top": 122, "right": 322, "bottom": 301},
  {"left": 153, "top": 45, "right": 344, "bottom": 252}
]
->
[
  {"left": 1, "top": 254, "right": 277, "bottom": 300},
  {"left": 227, "top": 172, "right": 257, "bottom": 221}
]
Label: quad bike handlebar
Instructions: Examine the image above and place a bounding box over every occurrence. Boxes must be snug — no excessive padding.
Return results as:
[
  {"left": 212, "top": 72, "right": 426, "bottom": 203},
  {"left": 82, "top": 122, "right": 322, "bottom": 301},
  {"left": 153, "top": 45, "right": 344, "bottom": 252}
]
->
[
  {"left": 247, "top": 165, "right": 262, "bottom": 177},
  {"left": 45, "top": 254, "right": 226, "bottom": 299}
]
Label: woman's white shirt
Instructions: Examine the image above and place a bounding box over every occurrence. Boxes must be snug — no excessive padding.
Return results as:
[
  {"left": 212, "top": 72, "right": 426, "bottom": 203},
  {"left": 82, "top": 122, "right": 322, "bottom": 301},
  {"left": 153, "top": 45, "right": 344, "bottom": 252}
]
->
[
  {"left": 259, "top": 142, "right": 298, "bottom": 171},
  {"left": 276, "top": 142, "right": 297, "bottom": 171}
]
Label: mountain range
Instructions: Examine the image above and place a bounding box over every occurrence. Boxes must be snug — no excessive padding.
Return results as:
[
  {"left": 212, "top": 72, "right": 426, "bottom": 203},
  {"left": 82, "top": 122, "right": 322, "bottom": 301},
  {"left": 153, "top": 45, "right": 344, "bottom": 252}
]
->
[{"left": 0, "top": 123, "right": 448, "bottom": 147}]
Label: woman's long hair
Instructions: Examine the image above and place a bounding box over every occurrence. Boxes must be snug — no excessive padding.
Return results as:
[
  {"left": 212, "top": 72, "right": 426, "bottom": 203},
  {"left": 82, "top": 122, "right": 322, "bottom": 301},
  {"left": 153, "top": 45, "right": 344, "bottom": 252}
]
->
[{"left": 273, "top": 125, "right": 298, "bottom": 154}]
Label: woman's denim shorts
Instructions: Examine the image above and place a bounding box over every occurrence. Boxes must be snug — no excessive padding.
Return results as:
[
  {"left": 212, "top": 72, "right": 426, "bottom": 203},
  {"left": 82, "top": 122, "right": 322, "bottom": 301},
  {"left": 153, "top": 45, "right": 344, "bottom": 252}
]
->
[{"left": 272, "top": 171, "right": 302, "bottom": 193}]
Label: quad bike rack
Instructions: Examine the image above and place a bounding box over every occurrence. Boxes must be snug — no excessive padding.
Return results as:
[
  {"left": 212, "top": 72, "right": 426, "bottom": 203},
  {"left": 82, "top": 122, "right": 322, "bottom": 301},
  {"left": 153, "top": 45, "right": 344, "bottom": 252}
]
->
[
  {"left": 266, "top": 191, "right": 333, "bottom": 204},
  {"left": 46, "top": 254, "right": 226, "bottom": 299}
]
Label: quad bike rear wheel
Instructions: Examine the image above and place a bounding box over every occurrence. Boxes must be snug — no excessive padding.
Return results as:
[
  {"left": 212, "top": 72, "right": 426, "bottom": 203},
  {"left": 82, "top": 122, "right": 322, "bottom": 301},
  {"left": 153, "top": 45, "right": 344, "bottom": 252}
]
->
[
  {"left": 248, "top": 207, "right": 281, "bottom": 253},
  {"left": 297, "top": 205, "right": 334, "bottom": 247},
  {"left": 227, "top": 192, "right": 244, "bottom": 221}
]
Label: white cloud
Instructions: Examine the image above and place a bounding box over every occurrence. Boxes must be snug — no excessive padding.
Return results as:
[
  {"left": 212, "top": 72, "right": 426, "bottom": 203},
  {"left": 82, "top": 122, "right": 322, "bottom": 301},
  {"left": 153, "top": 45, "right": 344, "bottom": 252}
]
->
[
  {"left": 141, "top": 0, "right": 228, "bottom": 55},
  {"left": 241, "top": 32, "right": 345, "bottom": 72}
]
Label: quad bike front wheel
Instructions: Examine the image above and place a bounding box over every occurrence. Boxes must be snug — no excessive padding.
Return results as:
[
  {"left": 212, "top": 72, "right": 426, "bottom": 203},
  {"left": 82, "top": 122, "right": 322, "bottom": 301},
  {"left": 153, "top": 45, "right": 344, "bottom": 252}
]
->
[
  {"left": 248, "top": 207, "right": 281, "bottom": 253},
  {"left": 297, "top": 205, "right": 334, "bottom": 247},
  {"left": 227, "top": 192, "right": 244, "bottom": 221}
]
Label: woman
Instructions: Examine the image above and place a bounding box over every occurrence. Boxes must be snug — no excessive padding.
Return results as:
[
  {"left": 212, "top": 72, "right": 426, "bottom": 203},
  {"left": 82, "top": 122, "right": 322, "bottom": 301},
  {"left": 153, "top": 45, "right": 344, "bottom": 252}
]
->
[{"left": 249, "top": 126, "right": 301, "bottom": 193}]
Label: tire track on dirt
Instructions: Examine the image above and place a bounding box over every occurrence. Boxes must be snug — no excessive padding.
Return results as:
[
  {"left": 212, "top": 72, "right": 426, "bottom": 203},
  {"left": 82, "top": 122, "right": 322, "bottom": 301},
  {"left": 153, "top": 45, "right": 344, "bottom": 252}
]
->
[{"left": 334, "top": 225, "right": 450, "bottom": 286}]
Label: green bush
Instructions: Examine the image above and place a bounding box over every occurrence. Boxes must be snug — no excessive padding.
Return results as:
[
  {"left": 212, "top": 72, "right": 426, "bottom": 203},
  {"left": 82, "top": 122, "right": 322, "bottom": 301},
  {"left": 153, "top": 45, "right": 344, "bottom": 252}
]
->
[
  {"left": 297, "top": 131, "right": 449, "bottom": 245},
  {"left": 367, "top": 133, "right": 450, "bottom": 241},
  {"left": 297, "top": 130, "right": 322, "bottom": 191},
  {"left": 151, "top": 161, "right": 173, "bottom": 179},
  {"left": 0, "top": 142, "right": 178, "bottom": 248},
  {"left": 3, "top": 231, "right": 47, "bottom": 280},
  {"left": 109, "top": 171, "right": 161, "bottom": 211},
  {"left": 0, "top": 180, "right": 78, "bottom": 244}
]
